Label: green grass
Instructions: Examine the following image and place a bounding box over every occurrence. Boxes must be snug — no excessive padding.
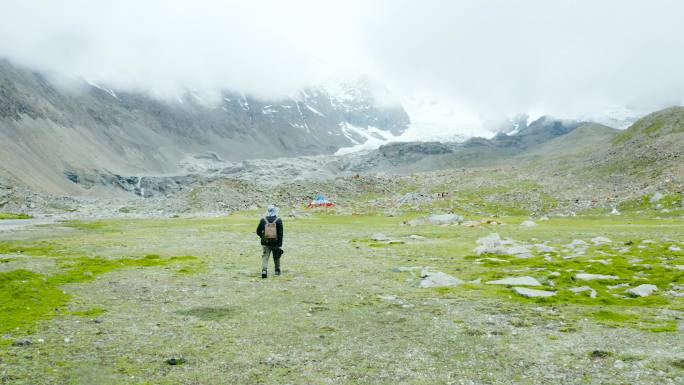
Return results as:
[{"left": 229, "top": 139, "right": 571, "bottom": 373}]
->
[
  {"left": 617, "top": 193, "right": 683, "bottom": 213},
  {"left": 1, "top": 211, "right": 682, "bottom": 383},
  {"left": 0, "top": 253, "right": 197, "bottom": 336},
  {"left": 0, "top": 212, "right": 32, "bottom": 219}
]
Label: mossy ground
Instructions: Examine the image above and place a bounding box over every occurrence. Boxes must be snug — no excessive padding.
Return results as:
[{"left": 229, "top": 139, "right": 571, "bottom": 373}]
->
[
  {"left": 0, "top": 212, "right": 682, "bottom": 384},
  {"left": 0, "top": 213, "right": 32, "bottom": 220}
]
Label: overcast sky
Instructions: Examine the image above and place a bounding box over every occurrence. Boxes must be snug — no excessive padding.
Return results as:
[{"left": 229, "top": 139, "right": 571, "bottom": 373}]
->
[{"left": 1, "top": 0, "right": 683, "bottom": 127}]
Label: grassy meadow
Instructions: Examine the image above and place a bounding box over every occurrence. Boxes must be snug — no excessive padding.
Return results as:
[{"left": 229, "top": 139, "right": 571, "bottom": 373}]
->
[{"left": 0, "top": 210, "right": 683, "bottom": 384}]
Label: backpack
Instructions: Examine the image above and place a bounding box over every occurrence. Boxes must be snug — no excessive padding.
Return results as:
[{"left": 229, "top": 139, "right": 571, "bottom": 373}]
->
[{"left": 263, "top": 217, "right": 278, "bottom": 241}]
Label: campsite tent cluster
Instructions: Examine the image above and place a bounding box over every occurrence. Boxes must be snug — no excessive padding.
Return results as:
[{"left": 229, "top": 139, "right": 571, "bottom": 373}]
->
[{"left": 307, "top": 194, "right": 334, "bottom": 208}]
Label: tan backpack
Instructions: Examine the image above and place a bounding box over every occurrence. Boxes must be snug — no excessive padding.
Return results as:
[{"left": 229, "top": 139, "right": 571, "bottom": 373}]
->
[{"left": 263, "top": 217, "right": 278, "bottom": 241}]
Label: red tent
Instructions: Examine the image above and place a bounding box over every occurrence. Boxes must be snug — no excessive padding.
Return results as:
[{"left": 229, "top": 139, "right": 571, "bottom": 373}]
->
[{"left": 307, "top": 194, "right": 334, "bottom": 208}]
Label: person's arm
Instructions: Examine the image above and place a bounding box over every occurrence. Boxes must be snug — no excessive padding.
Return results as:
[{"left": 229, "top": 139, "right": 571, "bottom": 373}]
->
[
  {"left": 277, "top": 219, "right": 284, "bottom": 247},
  {"left": 256, "top": 219, "right": 265, "bottom": 237}
]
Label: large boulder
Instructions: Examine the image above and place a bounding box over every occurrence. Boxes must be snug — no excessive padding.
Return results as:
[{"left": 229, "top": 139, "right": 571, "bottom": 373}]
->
[
  {"left": 419, "top": 270, "right": 464, "bottom": 288},
  {"left": 626, "top": 284, "right": 658, "bottom": 297}
]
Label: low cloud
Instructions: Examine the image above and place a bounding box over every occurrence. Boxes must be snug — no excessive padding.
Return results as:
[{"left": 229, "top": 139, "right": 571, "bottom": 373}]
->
[{"left": 1, "top": 0, "right": 682, "bottom": 120}]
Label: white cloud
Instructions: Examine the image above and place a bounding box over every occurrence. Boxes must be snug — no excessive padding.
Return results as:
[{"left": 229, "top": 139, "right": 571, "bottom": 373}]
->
[{"left": 1, "top": 0, "right": 683, "bottom": 124}]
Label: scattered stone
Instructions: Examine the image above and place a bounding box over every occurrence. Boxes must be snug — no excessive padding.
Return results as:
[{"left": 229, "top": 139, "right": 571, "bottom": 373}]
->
[
  {"left": 568, "top": 239, "right": 587, "bottom": 248},
  {"left": 549, "top": 271, "right": 561, "bottom": 277},
  {"left": 591, "top": 236, "right": 612, "bottom": 246},
  {"left": 512, "top": 287, "right": 556, "bottom": 298},
  {"left": 409, "top": 213, "right": 464, "bottom": 226},
  {"left": 671, "top": 265, "right": 684, "bottom": 271},
  {"left": 626, "top": 284, "right": 658, "bottom": 297},
  {"left": 534, "top": 244, "right": 555, "bottom": 252},
  {"left": 487, "top": 276, "right": 542, "bottom": 286},
  {"left": 419, "top": 270, "right": 464, "bottom": 288},
  {"left": 569, "top": 286, "right": 597, "bottom": 298},
  {"left": 669, "top": 245, "right": 682, "bottom": 252},
  {"left": 575, "top": 273, "right": 618, "bottom": 281},
  {"left": 506, "top": 245, "right": 533, "bottom": 258},
  {"left": 372, "top": 233, "right": 390, "bottom": 241},
  {"left": 641, "top": 240, "right": 655, "bottom": 244},
  {"left": 649, "top": 192, "right": 664, "bottom": 203},
  {"left": 474, "top": 233, "right": 532, "bottom": 257},
  {"left": 520, "top": 220, "right": 537, "bottom": 227},
  {"left": 469, "top": 278, "right": 481, "bottom": 284},
  {"left": 607, "top": 283, "right": 631, "bottom": 290},
  {"left": 407, "top": 234, "right": 426, "bottom": 240},
  {"left": 539, "top": 216, "right": 549, "bottom": 221},
  {"left": 392, "top": 266, "right": 421, "bottom": 272},
  {"left": 166, "top": 358, "right": 187, "bottom": 365},
  {"left": 474, "top": 233, "right": 508, "bottom": 255},
  {"left": 11, "top": 339, "right": 32, "bottom": 347}
]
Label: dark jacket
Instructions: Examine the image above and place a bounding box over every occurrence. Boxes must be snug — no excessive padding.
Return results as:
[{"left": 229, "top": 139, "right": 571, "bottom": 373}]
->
[{"left": 256, "top": 216, "right": 283, "bottom": 247}]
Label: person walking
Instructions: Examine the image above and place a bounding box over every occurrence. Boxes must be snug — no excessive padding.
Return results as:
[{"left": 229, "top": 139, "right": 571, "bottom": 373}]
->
[{"left": 256, "top": 204, "right": 284, "bottom": 278}]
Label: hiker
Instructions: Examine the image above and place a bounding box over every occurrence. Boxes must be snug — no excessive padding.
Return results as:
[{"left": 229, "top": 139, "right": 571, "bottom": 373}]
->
[{"left": 256, "top": 204, "right": 284, "bottom": 278}]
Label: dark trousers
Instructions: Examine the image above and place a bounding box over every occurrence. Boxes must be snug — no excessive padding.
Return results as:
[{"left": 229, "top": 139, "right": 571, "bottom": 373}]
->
[{"left": 261, "top": 245, "right": 280, "bottom": 271}]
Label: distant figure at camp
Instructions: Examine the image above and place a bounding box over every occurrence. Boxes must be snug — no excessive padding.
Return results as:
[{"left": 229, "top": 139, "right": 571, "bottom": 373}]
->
[{"left": 256, "top": 204, "right": 284, "bottom": 279}]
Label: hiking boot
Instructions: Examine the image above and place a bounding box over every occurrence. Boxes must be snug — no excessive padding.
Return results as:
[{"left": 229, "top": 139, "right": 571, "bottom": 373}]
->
[
  {"left": 261, "top": 270, "right": 267, "bottom": 279},
  {"left": 275, "top": 269, "right": 281, "bottom": 276}
]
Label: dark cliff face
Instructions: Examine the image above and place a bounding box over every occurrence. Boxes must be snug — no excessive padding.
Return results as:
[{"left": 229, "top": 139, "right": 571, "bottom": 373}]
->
[{"left": 0, "top": 59, "right": 409, "bottom": 192}]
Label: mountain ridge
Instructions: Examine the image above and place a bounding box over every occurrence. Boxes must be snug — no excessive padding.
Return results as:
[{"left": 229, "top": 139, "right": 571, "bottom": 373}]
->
[{"left": 0, "top": 59, "right": 409, "bottom": 193}]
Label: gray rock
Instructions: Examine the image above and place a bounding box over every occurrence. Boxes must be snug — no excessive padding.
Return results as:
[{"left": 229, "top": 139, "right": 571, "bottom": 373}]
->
[
  {"left": 668, "top": 245, "right": 682, "bottom": 252},
  {"left": 407, "top": 234, "right": 426, "bottom": 240},
  {"left": 392, "top": 266, "right": 421, "bottom": 272},
  {"left": 606, "top": 283, "right": 630, "bottom": 290},
  {"left": 419, "top": 271, "right": 464, "bottom": 288},
  {"left": 575, "top": 273, "right": 618, "bottom": 281},
  {"left": 426, "top": 213, "right": 463, "bottom": 225},
  {"left": 569, "top": 286, "right": 597, "bottom": 298},
  {"left": 11, "top": 339, "right": 32, "bottom": 347},
  {"left": 512, "top": 287, "right": 556, "bottom": 298},
  {"left": 568, "top": 239, "right": 588, "bottom": 248},
  {"left": 626, "top": 284, "right": 658, "bottom": 297},
  {"left": 520, "top": 220, "right": 537, "bottom": 227},
  {"left": 591, "top": 236, "right": 612, "bottom": 246},
  {"left": 506, "top": 245, "right": 532, "bottom": 258},
  {"left": 649, "top": 192, "right": 664, "bottom": 203},
  {"left": 534, "top": 244, "right": 555, "bottom": 252},
  {"left": 372, "top": 233, "right": 390, "bottom": 241},
  {"left": 487, "top": 276, "right": 542, "bottom": 286}
]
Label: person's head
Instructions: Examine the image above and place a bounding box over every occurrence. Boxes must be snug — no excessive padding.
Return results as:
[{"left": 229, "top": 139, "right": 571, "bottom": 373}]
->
[{"left": 266, "top": 204, "right": 278, "bottom": 217}]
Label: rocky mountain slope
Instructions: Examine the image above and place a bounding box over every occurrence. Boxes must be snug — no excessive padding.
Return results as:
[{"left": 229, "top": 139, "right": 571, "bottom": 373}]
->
[
  {"left": 350, "top": 116, "right": 585, "bottom": 172},
  {"left": 604, "top": 107, "right": 684, "bottom": 177},
  {"left": 0, "top": 59, "right": 409, "bottom": 194}
]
